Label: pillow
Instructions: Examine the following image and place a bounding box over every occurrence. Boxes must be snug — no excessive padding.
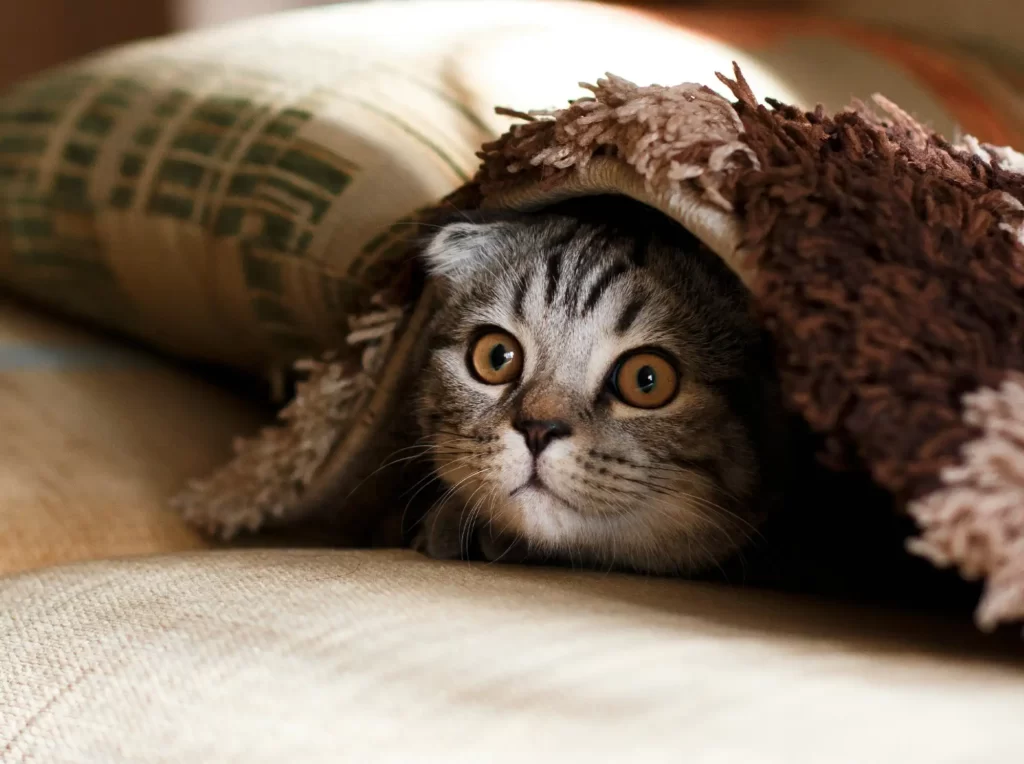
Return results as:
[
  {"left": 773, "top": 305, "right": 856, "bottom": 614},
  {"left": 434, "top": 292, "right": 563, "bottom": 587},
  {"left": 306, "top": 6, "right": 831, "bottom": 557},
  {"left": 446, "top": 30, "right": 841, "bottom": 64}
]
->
[{"left": 0, "top": 0, "right": 803, "bottom": 374}]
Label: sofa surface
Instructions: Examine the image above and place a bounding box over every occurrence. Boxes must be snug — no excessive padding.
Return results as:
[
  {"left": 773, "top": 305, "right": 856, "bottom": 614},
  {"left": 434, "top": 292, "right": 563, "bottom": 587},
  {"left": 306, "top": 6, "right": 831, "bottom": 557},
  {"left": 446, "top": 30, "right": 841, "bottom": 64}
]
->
[
  {"left": 0, "top": 301, "right": 263, "bottom": 575},
  {"left": 2, "top": 548, "right": 1023, "bottom": 763}
]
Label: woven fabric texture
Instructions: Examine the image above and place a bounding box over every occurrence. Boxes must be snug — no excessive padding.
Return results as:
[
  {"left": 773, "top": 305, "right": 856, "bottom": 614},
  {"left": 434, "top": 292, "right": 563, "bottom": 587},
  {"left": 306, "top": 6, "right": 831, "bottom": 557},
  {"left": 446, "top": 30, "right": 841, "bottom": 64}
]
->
[
  {"left": 2, "top": 548, "right": 1023, "bottom": 763},
  {"left": 0, "top": 300, "right": 263, "bottom": 575}
]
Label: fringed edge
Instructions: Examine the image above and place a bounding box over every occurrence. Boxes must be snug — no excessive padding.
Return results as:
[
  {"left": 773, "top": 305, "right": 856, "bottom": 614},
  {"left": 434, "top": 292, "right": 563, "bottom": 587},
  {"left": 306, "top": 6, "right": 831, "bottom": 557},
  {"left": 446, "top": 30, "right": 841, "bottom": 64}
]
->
[
  {"left": 171, "top": 291, "right": 405, "bottom": 539},
  {"left": 478, "top": 64, "right": 759, "bottom": 214},
  {"left": 908, "top": 373, "right": 1024, "bottom": 632}
]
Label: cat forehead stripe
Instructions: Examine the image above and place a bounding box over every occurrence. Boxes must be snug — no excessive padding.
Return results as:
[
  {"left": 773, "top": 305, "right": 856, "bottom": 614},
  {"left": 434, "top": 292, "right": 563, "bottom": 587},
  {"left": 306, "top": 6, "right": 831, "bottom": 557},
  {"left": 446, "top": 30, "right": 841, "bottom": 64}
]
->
[
  {"left": 581, "top": 261, "right": 630, "bottom": 317},
  {"left": 512, "top": 270, "right": 530, "bottom": 320},
  {"left": 615, "top": 296, "right": 646, "bottom": 335}
]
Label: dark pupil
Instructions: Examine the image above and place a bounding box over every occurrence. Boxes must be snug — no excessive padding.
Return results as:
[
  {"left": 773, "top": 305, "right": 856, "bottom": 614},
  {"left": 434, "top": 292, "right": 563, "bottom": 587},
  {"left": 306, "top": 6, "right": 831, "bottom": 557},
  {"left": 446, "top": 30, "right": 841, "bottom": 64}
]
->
[
  {"left": 489, "top": 343, "right": 511, "bottom": 371},
  {"left": 636, "top": 365, "right": 657, "bottom": 394}
]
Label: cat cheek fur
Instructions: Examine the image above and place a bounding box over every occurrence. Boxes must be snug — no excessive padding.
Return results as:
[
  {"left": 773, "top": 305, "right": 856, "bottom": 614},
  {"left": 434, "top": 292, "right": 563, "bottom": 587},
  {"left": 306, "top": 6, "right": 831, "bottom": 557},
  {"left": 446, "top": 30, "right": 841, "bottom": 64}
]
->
[{"left": 413, "top": 195, "right": 784, "bottom": 574}]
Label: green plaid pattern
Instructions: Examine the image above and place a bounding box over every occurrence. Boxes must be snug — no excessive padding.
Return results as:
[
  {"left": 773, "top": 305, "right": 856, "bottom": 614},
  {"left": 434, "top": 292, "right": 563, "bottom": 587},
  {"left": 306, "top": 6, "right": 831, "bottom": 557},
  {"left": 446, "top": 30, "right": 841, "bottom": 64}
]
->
[
  {"left": 0, "top": 63, "right": 373, "bottom": 361},
  {"left": 0, "top": 6, "right": 492, "bottom": 372},
  {"left": 1, "top": 74, "right": 139, "bottom": 327}
]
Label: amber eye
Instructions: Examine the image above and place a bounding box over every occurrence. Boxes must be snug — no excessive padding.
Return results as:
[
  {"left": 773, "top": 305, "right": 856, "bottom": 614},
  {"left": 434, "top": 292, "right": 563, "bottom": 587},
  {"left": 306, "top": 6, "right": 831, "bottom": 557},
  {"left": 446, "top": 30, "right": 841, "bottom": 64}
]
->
[
  {"left": 468, "top": 330, "right": 524, "bottom": 385},
  {"left": 609, "top": 351, "right": 679, "bottom": 409}
]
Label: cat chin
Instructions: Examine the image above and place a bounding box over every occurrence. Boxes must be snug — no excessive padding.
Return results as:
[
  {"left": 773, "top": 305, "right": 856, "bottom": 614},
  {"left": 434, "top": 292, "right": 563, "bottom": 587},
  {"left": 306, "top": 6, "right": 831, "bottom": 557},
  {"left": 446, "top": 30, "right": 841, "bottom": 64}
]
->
[
  {"left": 498, "top": 486, "right": 631, "bottom": 552},
  {"left": 494, "top": 486, "right": 742, "bottom": 575},
  {"left": 501, "top": 485, "right": 591, "bottom": 547}
]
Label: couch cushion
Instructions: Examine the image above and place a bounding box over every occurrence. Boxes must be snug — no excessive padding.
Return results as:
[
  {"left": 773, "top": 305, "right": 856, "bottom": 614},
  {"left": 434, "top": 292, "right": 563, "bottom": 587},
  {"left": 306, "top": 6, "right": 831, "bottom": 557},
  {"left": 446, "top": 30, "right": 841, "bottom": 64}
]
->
[
  {"left": 1, "top": 549, "right": 1022, "bottom": 762},
  {"left": 0, "top": 301, "right": 264, "bottom": 575}
]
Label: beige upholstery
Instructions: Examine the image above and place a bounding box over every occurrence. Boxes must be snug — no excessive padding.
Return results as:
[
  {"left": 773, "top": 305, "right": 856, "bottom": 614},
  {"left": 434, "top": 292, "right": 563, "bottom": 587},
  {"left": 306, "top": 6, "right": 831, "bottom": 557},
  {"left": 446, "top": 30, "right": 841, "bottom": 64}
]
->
[
  {"left": 0, "top": 301, "right": 264, "bottom": 575},
  {"left": 2, "top": 549, "right": 1023, "bottom": 762}
]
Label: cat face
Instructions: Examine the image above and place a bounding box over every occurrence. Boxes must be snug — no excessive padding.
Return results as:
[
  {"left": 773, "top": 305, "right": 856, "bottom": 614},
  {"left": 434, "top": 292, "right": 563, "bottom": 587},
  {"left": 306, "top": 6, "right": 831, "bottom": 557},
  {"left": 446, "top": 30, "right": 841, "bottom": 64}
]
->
[{"left": 416, "top": 196, "right": 783, "bottom": 573}]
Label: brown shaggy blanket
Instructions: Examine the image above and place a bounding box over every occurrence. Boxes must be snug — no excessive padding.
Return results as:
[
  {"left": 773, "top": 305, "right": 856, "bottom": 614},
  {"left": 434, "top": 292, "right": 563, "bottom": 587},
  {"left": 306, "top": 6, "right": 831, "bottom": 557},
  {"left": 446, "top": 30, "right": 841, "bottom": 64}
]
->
[{"left": 178, "top": 66, "right": 1024, "bottom": 634}]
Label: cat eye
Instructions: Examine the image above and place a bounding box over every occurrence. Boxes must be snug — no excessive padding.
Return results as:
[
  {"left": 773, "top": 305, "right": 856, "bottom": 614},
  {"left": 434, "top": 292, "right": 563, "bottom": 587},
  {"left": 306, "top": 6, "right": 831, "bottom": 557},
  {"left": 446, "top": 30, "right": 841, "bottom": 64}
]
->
[
  {"left": 608, "top": 350, "right": 679, "bottom": 409},
  {"left": 468, "top": 329, "right": 524, "bottom": 385}
]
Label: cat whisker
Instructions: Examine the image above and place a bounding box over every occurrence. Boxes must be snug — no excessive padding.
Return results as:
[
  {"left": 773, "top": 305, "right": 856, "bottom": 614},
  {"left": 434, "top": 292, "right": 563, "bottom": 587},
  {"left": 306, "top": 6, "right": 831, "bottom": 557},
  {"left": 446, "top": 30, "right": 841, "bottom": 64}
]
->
[
  {"left": 486, "top": 524, "right": 525, "bottom": 567},
  {"left": 386, "top": 220, "right": 451, "bottom": 232},
  {"left": 420, "top": 465, "right": 492, "bottom": 554},
  {"left": 396, "top": 451, "right": 475, "bottom": 502},
  {"left": 421, "top": 466, "right": 493, "bottom": 555},
  {"left": 432, "top": 428, "right": 475, "bottom": 438},
  {"left": 339, "top": 441, "right": 442, "bottom": 504},
  {"left": 405, "top": 452, "right": 479, "bottom": 495},
  {"left": 641, "top": 489, "right": 761, "bottom": 550},
  {"left": 656, "top": 488, "right": 763, "bottom": 543},
  {"left": 398, "top": 453, "right": 482, "bottom": 537},
  {"left": 564, "top": 477, "right": 753, "bottom": 575},
  {"left": 440, "top": 199, "right": 475, "bottom": 224},
  {"left": 645, "top": 463, "right": 744, "bottom": 504},
  {"left": 469, "top": 484, "right": 501, "bottom": 560},
  {"left": 643, "top": 501, "right": 732, "bottom": 578},
  {"left": 458, "top": 477, "right": 494, "bottom": 558},
  {"left": 428, "top": 466, "right": 491, "bottom": 518},
  {"left": 651, "top": 487, "right": 762, "bottom": 544}
]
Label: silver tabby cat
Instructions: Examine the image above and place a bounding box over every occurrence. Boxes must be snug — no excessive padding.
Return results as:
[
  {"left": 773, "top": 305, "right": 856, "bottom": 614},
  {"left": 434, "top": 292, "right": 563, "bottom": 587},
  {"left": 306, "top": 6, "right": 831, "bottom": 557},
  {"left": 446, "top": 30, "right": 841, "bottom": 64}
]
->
[{"left": 414, "top": 195, "right": 786, "bottom": 574}]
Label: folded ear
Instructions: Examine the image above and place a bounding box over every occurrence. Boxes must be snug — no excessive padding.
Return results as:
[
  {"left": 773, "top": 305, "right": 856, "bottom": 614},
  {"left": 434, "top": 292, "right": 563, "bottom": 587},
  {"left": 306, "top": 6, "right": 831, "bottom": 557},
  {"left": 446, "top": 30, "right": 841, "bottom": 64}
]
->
[{"left": 421, "top": 221, "right": 509, "bottom": 282}]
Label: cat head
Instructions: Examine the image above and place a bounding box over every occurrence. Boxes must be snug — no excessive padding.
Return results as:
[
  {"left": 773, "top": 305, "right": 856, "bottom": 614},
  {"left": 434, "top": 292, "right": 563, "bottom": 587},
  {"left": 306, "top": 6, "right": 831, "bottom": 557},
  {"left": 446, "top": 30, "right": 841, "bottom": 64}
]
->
[{"left": 416, "top": 196, "right": 784, "bottom": 573}]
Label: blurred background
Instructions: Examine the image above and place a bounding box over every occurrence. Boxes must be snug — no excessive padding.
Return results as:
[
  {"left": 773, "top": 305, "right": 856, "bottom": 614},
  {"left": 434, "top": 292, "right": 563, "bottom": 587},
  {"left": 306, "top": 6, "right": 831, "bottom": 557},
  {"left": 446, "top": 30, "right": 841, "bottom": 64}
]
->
[{"left": 2, "top": 0, "right": 1022, "bottom": 91}]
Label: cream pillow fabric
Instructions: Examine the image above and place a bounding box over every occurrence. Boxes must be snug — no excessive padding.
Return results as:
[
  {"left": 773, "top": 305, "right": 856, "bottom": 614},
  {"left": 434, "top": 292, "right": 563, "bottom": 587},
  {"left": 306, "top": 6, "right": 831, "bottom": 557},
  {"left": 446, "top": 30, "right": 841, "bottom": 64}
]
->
[{"left": 2, "top": 548, "right": 1023, "bottom": 763}]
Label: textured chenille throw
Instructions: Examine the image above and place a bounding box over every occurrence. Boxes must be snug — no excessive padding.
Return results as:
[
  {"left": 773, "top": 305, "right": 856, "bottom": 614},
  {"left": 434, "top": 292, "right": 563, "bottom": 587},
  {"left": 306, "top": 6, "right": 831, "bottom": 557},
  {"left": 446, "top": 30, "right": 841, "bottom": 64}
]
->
[{"left": 3, "top": 1, "right": 1024, "bottom": 633}]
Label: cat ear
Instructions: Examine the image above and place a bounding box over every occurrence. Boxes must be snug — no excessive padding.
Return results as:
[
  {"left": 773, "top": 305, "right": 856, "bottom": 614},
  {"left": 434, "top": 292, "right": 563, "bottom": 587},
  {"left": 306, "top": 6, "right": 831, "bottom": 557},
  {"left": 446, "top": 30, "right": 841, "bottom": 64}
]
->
[{"left": 421, "top": 221, "right": 507, "bottom": 281}]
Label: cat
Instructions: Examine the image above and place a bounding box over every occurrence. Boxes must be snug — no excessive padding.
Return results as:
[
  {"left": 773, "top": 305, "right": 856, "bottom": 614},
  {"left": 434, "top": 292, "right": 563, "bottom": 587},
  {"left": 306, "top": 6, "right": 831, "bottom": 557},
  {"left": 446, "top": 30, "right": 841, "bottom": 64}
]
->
[
  {"left": 410, "top": 194, "right": 788, "bottom": 574},
  {"left": 258, "top": 193, "right": 976, "bottom": 605}
]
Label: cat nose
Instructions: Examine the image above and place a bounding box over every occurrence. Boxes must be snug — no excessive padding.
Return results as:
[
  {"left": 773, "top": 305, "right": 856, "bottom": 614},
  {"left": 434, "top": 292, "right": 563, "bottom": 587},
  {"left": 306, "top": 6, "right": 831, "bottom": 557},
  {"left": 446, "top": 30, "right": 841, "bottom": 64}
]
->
[{"left": 514, "top": 418, "right": 573, "bottom": 456}]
